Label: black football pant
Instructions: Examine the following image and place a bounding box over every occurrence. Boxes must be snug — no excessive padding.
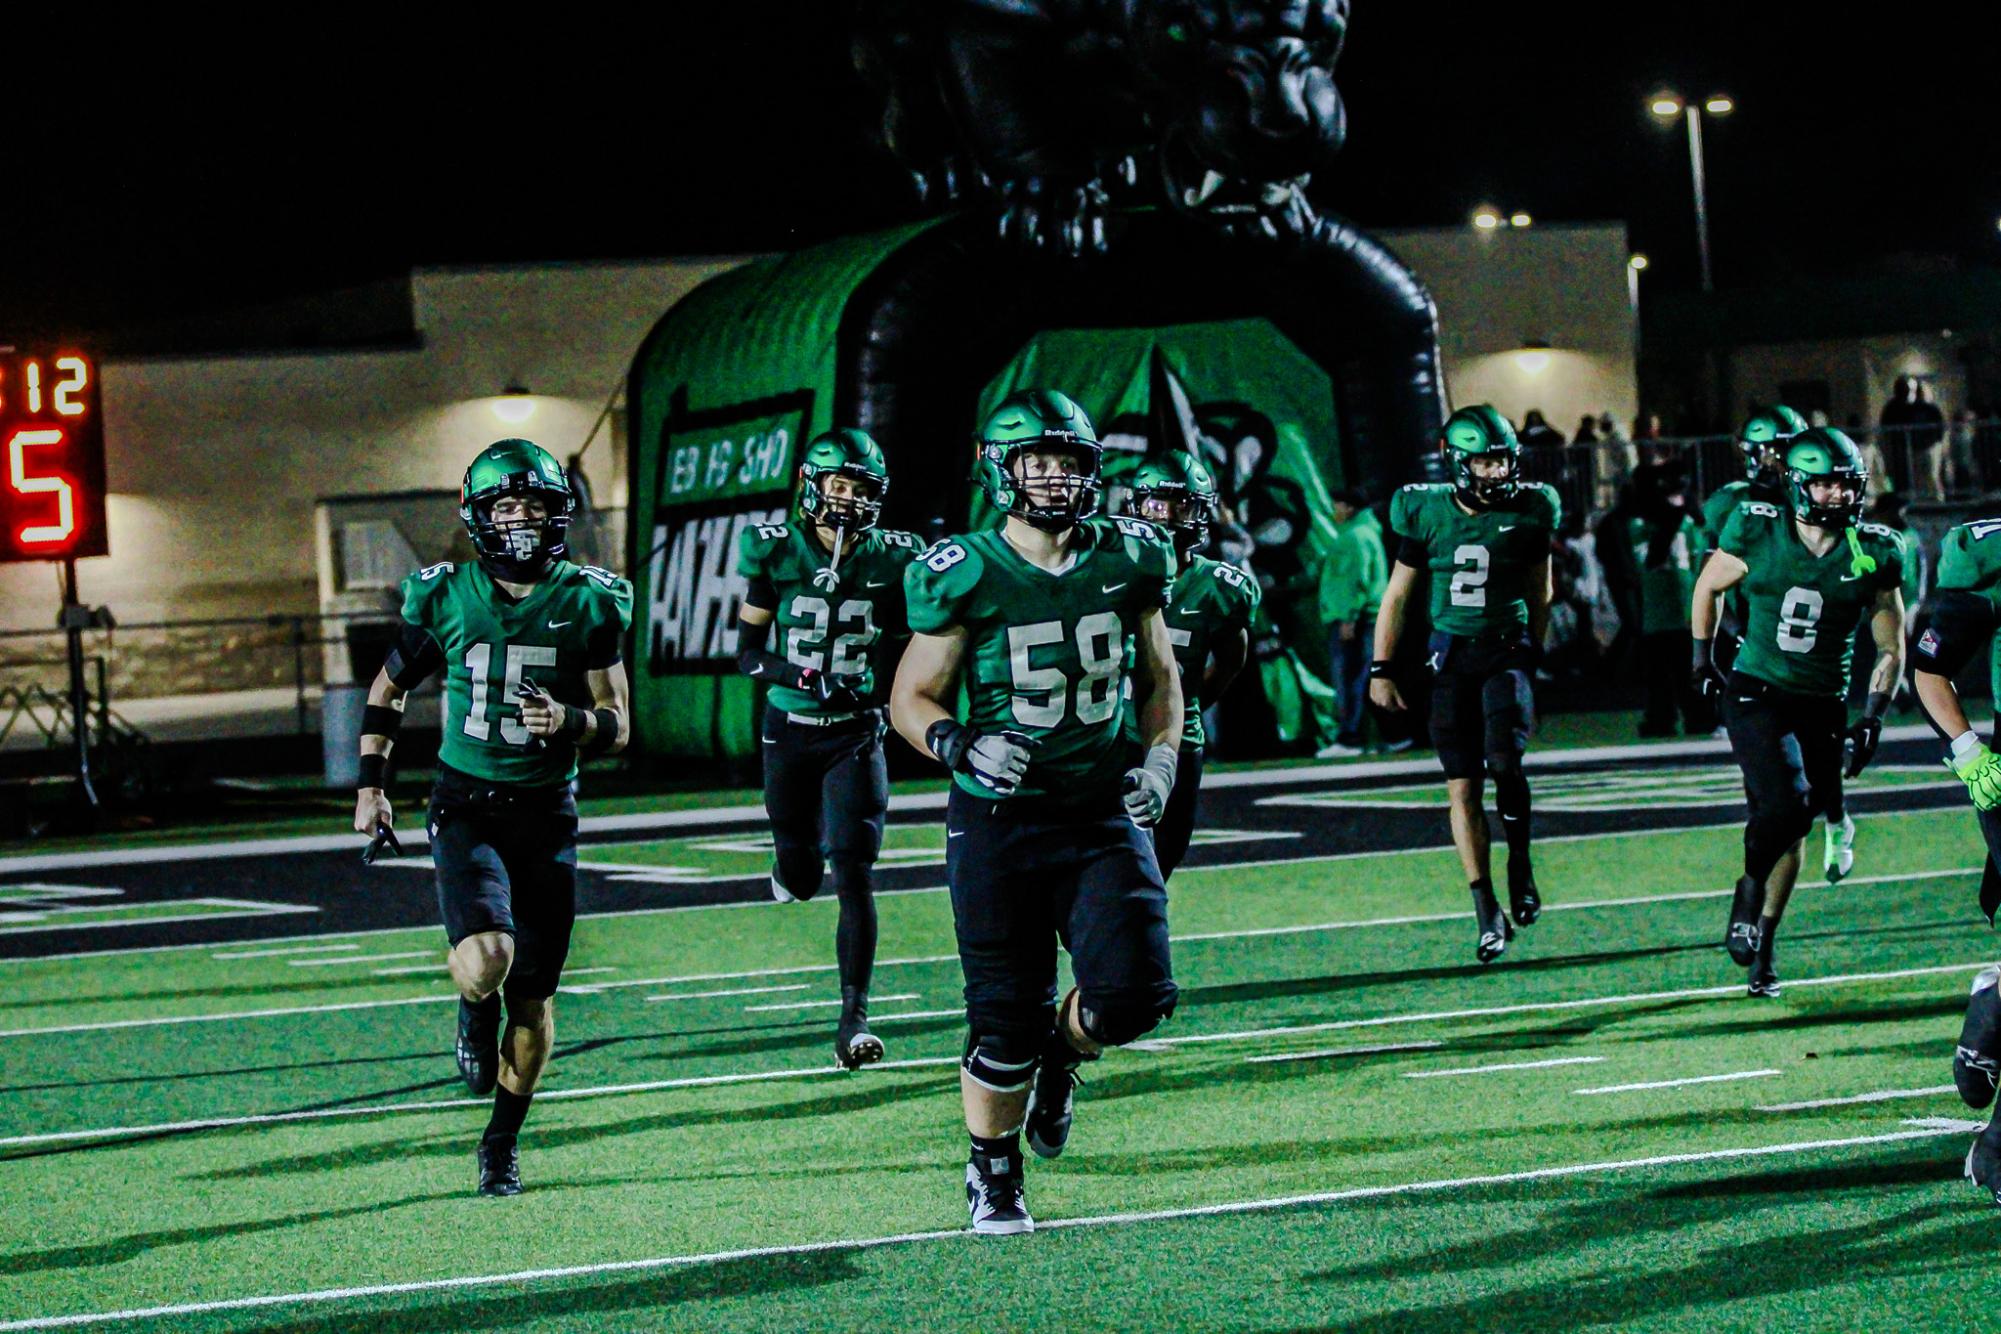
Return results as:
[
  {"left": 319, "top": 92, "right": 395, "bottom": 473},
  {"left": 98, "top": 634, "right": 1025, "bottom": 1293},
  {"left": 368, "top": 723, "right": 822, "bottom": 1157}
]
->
[
  {"left": 1151, "top": 746, "right": 1206, "bottom": 880},
  {"left": 428, "top": 765, "right": 578, "bottom": 1003},
  {"left": 1428, "top": 633, "right": 1537, "bottom": 867},
  {"left": 761, "top": 704, "right": 888, "bottom": 995},
  {"left": 1723, "top": 672, "right": 1844, "bottom": 889}
]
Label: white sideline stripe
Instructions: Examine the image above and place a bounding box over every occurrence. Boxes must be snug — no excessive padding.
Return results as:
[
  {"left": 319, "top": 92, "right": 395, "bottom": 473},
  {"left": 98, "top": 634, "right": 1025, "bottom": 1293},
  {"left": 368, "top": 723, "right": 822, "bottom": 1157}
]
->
[
  {"left": 0, "top": 1125, "right": 1964, "bottom": 1332},
  {"left": 1757, "top": 1085, "right": 1957, "bottom": 1112},
  {"left": 1243, "top": 1041, "right": 1442, "bottom": 1065},
  {"left": 288, "top": 951, "right": 431, "bottom": 968},
  {"left": 1404, "top": 1056, "right": 1606, "bottom": 1079},
  {"left": 370, "top": 965, "right": 446, "bottom": 977},
  {"left": 0, "top": 811, "right": 1967, "bottom": 966},
  {"left": 0, "top": 1058, "right": 965, "bottom": 1148},
  {"left": 1146, "top": 961, "right": 1990, "bottom": 1048},
  {"left": 744, "top": 993, "right": 918, "bottom": 1013},
  {"left": 867, "top": 1009, "right": 962, "bottom": 1023},
  {"left": 212, "top": 943, "right": 360, "bottom": 960},
  {"left": 1902, "top": 1116, "right": 1983, "bottom": 1131},
  {"left": 644, "top": 984, "right": 812, "bottom": 1003},
  {"left": 0, "top": 903, "right": 318, "bottom": 935},
  {"left": 0, "top": 994, "right": 457, "bottom": 1039},
  {"left": 1576, "top": 1069, "right": 1779, "bottom": 1095},
  {"left": 0, "top": 720, "right": 1951, "bottom": 876}
]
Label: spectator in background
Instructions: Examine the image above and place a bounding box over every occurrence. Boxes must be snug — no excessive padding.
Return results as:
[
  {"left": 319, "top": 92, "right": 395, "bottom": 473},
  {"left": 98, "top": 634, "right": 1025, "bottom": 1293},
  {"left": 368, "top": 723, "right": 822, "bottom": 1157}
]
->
[
  {"left": 1879, "top": 377, "right": 1919, "bottom": 492},
  {"left": 1597, "top": 412, "right": 1638, "bottom": 505},
  {"left": 1315, "top": 488, "right": 1387, "bottom": 758},
  {"left": 1950, "top": 407, "right": 1981, "bottom": 494},
  {"left": 1913, "top": 381, "right": 1948, "bottom": 501},
  {"left": 1848, "top": 411, "right": 1887, "bottom": 489},
  {"left": 1520, "top": 410, "right": 1564, "bottom": 450},
  {"left": 1623, "top": 452, "right": 1707, "bottom": 736}
]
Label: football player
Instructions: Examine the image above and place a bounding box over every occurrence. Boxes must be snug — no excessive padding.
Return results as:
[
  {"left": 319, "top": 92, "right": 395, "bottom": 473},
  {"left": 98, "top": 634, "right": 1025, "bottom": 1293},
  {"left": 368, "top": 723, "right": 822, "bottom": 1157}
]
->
[
  {"left": 1125, "top": 450, "right": 1258, "bottom": 877},
  {"left": 891, "top": 389, "right": 1183, "bottom": 1235},
  {"left": 1370, "top": 406, "right": 1560, "bottom": 963},
  {"left": 354, "top": 439, "right": 632, "bottom": 1196},
  {"left": 736, "top": 428, "right": 919, "bottom": 1070},
  {"left": 1905, "top": 516, "right": 2001, "bottom": 1202},
  {"left": 1700, "top": 406, "right": 1859, "bottom": 878},
  {"left": 1690, "top": 428, "right": 1904, "bottom": 997}
]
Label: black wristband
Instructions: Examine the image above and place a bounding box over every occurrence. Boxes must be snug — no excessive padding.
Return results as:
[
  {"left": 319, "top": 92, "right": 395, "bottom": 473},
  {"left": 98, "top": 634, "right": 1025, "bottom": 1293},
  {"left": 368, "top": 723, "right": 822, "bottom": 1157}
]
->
[
  {"left": 360, "top": 704, "right": 404, "bottom": 740},
  {"left": 926, "top": 718, "right": 971, "bottom": 772},
  {"left": 357, "top": 753, "right": 388, "bottom": 791},
  {"left": 556, "top": 704, "right": 590, "bottom": 742},
  {"left": 1367, "top": 661, "right": 1395, "bottom": 681},
  {"left": 1862, "top": 690, "right": 1892, "bottom": 723},
  {"left": 581, "top": 707, "right": 620, "bottom": 756}
]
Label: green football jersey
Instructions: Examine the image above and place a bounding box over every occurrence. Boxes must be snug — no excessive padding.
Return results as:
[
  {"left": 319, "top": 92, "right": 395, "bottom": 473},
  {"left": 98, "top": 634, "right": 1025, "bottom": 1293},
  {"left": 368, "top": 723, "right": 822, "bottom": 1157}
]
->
[
  {"left": 1627, "top": 513, "right": 1700, "bottom": 635},
  {"left": 1933, "top": 519, "right": 2001, "bottom": 602},
  {"left": 736, "top": 522, "right": 921, "bottom": 715},
  {"left": 1161, "top": 554, "right": 1261, "bottom": 747},
  {"left": 1388, "top": 482, "right": 1561, "bottom": 637},
  {"left": 905, "top": 516, "right": 1176, "bottom": 800},
  {"left": 1701, "top": 480, "right": 1751, "bottom": 552},
  {"left": 401, "top": 559, "right": 634, "bottom": 786},
  {"left": 1719, "top": 501, "right": 1905, "bottom": 698}
]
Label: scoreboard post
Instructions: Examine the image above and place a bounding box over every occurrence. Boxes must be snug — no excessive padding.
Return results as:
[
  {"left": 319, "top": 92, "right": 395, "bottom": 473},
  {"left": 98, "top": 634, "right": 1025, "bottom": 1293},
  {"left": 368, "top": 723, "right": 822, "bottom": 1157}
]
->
[{"left": 1, "top": 346, "right": 110, "bottom": 811}]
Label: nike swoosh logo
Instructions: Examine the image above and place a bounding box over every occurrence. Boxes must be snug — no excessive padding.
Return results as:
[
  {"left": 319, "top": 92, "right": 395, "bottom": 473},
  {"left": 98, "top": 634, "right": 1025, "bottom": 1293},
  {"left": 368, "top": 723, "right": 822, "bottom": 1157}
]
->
[
  {"left": 1839, "top": 574, "right": 1865, "bottom": 582},
  {"left": 1736, "top": 697, "right": 1756, "bottom": 703},
  {"left": 1102, "top": 583, "right": 1127, "bottom": 594},
  {"left": 761, "top": 738, "right": 777, "bottom": 745},
  {"left": 865, "top": 579, "right": 890, "bottom": 588},
  {"left": 548, "top": 619, "right": 573, "bottom": 629},
  {"left": 947, "top": 830, "right": 965, "bottom": 839},
  {"left": 1498, "top": 525, "right": 1517, "bottom": 532}
]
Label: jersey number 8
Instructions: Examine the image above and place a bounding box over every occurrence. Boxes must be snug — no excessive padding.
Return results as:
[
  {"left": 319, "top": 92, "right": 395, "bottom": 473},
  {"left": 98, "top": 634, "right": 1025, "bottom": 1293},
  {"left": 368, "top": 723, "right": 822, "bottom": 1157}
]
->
[
  {"left": 1007, "top": 612, "right": 1123, "bottom": 728},
  {"left": 1775, "top": 586, "right": 1824, "bottom": 654}
]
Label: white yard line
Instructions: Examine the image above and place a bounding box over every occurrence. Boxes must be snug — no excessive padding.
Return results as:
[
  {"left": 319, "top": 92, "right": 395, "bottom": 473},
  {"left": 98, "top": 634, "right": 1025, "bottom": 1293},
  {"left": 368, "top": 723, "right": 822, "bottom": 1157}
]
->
[
  {"left": 212, "top": 943, "right": 360, "bottom": 961},
  {"left": 1576, "top": 1069, "right": 1779, "bottom": 1096},
  {"left": 288, "top": 951, "right": 431, "bottom": 968},
  {"left": 0, "top": 902, "right": 318, "bottom": 936},
  {"left": 1243, "top": 1041, "right": 1442, "bottom": 1065},
  {"left": 1145, "top": 962, "right": 1990, "bottom": 1049},
  {"left": 644, "top": 984, "right": 812, "bottom": 1003},
  {"left": 1756, "top": 1085, "right": 1958, "bottom": 1112},
  {"left": 867, "top": 1009, "right": 964, "bottom": 1023},
  {"left": 369, "top": 965, "right": 446, "bottom": 977},
  {"left": 743, "top": 993, "right": 918, "bottom": 1013},
  {"left": 0, "top": 1124, "right": 1963, "bottom": 1332},
  {"left": 1404, "top": 1056, "right": 1607, "bottom": 1079},
  {"left": 0, "top": 994, "right": 457, "bottom": 1040}
]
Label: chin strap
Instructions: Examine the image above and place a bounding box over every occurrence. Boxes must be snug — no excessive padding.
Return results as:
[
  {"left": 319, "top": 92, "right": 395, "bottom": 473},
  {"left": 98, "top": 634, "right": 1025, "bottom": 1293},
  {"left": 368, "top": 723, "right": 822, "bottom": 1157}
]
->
[{"left": 1844, "top": 526, "right": 1878, "bottom": 578}]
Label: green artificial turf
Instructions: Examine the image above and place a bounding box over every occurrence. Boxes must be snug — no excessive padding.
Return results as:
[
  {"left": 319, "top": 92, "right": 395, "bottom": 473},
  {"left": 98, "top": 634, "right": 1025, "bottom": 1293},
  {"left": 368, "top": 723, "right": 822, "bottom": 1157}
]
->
[{"left": 2, "top": 800, "right": 1998, "bottom": 1330}]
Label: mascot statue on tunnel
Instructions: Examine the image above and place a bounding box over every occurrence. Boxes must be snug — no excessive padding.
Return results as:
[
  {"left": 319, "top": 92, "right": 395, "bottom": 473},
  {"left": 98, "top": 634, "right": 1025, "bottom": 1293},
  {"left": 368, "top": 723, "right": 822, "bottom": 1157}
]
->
[{"left": 853, "top": 0, "right": 1351, "bottom": 254}]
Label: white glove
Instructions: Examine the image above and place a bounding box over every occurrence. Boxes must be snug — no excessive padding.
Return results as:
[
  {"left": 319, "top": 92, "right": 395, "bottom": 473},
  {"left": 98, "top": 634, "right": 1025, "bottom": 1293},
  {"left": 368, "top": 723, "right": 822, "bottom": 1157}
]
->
[
  {"left": 1122, "top": 744, "right": 1179, "bottom": 828},
  {"left": 965, "top": 730, "right": 1036, "bottom": 796}
]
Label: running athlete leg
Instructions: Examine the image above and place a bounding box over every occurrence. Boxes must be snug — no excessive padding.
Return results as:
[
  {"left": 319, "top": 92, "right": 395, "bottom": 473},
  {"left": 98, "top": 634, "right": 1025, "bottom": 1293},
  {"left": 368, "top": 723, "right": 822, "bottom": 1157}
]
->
[
  {"left": 1482, "top": 665, "right": 1539, "bottom": 925},
  {"left": 1723, "top": 687, "right": 1817, "bottom": 987},
  {"left": 1151, "top": 746, "right": 1205, "bottom": 879},
  {"left": 762, "top": 706, "right": 827, "bottom": 902},
  {"left": 431, "top": 794, "right": 514, "bottom": 1098},
  {"left": 825, "top": 724, "right": 890, "bottom": 1068},
  {"left": 1434, "top": 665, "right": 1508, "bottom": 961}
]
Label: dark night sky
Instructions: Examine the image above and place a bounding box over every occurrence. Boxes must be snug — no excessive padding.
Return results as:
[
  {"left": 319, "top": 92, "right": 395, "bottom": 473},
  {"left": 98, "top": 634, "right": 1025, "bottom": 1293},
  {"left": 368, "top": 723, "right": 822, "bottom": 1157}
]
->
[{"left": 7, "top": 3, "right": 1997, "bottom": 334}]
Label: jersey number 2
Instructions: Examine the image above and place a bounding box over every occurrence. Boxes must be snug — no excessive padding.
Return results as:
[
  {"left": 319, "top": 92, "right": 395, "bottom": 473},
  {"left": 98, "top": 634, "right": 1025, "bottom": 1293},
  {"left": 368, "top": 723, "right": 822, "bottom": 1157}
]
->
[
  {"left": 461, "top": 643, "right": 559, "bottom": 745},
  {"left": 1450, "top": 545, "right": 1490, "bottom": 607}
]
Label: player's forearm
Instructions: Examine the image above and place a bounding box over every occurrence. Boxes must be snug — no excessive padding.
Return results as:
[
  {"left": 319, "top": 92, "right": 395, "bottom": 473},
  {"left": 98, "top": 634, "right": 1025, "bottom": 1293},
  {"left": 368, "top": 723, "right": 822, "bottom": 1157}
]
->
[
  {"left": 1916, "top": 671, "right": 1972, "bottom": 740},
  {"left": 1690, "top": 574, "right": 1722, "bottom": 641},
  {"left": 1138, "top": 665, "right": 1184, "bottom": 753},
  {"left": 1373, "top": 570, "right": 1414, "bottom": 662},
  {"left": 359, "top": 669, "right": 407, "bottom": 777},
  {"left": 1524, "top": 561, "right": 1552, "bottom": 648},
  {"left": 1867, "top": 612, "right": 1904, "bottom": 698}
]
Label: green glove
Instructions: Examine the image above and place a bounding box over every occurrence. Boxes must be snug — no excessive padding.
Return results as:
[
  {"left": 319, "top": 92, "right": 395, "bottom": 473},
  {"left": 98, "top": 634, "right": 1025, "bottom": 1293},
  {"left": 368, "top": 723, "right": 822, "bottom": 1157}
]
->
[{"left": 1954, "top": 743, "right": 2001, "bottom": 811}]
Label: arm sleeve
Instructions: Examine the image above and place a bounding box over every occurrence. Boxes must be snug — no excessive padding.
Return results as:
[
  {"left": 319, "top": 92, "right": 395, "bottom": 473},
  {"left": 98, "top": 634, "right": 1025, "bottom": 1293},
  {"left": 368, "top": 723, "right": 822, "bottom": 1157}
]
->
[
  {"left": 1912, "top": 589, "right": 1999, "bottom": 677},
  {"left": 584, "top": 574, "right": 635, "bottom": 670},
  {"left": 383, "top": 619, "right": 444, "bottom": 690},
  {"left": 1395, "top": 534, "right": 1429, "bottom": 568},
  {"left": 737, "top": 617, "right": 809, "bottom": 689},
  {"left": 736, "top": 524, "right": 783, "bottom": 612}
]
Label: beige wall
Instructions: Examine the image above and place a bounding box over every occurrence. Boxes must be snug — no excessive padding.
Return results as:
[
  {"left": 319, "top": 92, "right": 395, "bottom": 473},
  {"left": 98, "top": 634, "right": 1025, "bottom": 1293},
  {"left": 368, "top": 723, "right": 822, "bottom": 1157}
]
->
[
  {"left": 0, "top": 259, "right": 745, "bottom": 632},
  {"left": 1378, "top": 222, "right": 1639, "bottom": 439},
  {"left": 1728, "top": 331, "right": 1971, "bottom": 431}
]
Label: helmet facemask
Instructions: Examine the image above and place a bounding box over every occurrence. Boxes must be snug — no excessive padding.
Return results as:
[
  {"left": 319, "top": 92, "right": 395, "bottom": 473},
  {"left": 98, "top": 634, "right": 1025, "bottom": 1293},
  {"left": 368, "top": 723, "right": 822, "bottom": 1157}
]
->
[
  {"left": 1132, "top": 482, "right": 1214, "bottom": 557},
  {"left": 1003, "top": 442, "right": 1102, "bottom": 532},
  {"left": 1788, "top": 465, "right": 1867, "bottom": 530},
  {"left": 467, "top": 484, "right": 572, "bottom": 582},
  {"left": 1451, "top": 447, "right": 1521, "bottom": 509},
  {"left": 801, "top": 465, "right": 887, "bottom": 532}
]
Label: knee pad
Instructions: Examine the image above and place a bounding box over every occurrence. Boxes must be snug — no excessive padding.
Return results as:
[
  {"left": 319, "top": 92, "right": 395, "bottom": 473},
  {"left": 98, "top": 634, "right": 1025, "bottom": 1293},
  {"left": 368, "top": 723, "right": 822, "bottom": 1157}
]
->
[
  {"left": 962, "top": 1027, "right": 1044, "bottom": 1093},
  {"left": 1077, "top": 987, "right": 1179, "bottom": 1047},
  {"left": 829, "top": 858, "right": 875, "bottom": 900},
  {"left": 772, "top": 845, "right": 825, "bottom": 902},
  {"left": 1484, "top": 745, "right": 1524, "bottom": 780}
]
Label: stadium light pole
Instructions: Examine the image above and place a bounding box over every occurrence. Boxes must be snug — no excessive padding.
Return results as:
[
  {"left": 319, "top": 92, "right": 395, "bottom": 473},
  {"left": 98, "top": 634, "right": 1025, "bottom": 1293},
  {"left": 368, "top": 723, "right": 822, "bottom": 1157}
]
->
[{"left": 1649, "top": 91, "right": 1732, "bottom": 292}]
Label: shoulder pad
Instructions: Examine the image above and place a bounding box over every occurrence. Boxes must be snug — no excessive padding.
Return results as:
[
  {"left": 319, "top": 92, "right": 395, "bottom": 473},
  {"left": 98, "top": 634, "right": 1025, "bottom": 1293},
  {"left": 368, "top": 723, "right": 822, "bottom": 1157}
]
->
[
  {"left": 870, "top": 528, "right": 922, "bottom": 552},
  {"left": 571, "top": 563, "right": 636, "bottom": 626},
  {"left": 1214, "top": 559, "right": 1260, "bottom": 610},
  {"left": 1528, "top": 483, "right": 1561, "bottom": 528},
  {"left": 736, "top": 521, "right": 791, "bottom": 576},
  {"left": 1389, "top": 485, "right": 1428, "bottom": 535},
  {"left": 399, "top": 560, "right": 459, "bottom": 624},
  {"left": 1958, "top": 517, "right": 2001, "bottom": 544},
  {"left": 1101, "top": 515, "right": 1175, "bottom": 577},
  {"left": 905, "top": 533, "right": 987, "bottom": 631}
]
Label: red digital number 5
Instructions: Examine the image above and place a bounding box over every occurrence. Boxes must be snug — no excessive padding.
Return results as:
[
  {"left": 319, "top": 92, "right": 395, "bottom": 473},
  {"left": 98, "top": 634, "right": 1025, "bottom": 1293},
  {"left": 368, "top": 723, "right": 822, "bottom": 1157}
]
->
[{"left": 7, "top": 427, "right": 75, "bottom": 546}]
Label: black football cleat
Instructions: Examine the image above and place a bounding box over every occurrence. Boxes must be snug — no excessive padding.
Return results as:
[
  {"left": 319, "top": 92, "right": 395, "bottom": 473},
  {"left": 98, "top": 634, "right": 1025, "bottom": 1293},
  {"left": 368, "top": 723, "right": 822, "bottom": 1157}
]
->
[
  {"left": 1725, "top": 875, "right": 1765, "bottom": 967},
  {"left": 1472, "top": 885, "right": 1513, "bottom": 964},
  {"left": 1956, "top": 966, "right": 2001, "bottom": 1109},
  {"left": 477, "top": 1137, "right": 522, "bottom": 1197},
  {"left": 1747, "top": 931, "right": 1780, "bottom": 998},
  {"left": 966, "top": 1150, "right": 1033, "bottom": 1235},
  {"left": 1026, "top": 1059, "right": 1082, "bottom": 1160},
  {"left": 456, "top": 995, "right": 502, "bottom": 1097},
  {"left": 1507, "top": 857, "right": 1541, "bottom": 928},
  {"left": 1967, "top": 1122, "right": 2001, "bottom": 1208},
  {"left": 834, "top": 990, "right": 885, "bottom": 1071}
]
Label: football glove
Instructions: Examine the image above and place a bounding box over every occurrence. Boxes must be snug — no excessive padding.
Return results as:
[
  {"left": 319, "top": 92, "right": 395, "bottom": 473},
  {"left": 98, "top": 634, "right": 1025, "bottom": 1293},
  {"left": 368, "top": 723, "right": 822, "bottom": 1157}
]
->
[
  {"left": 1843, "top": 716, "right": 1882, "bottom": 779},
  {"left": 1954, "top": 743, "right": 2001, "bottom": 812},
  {"left": 1690, "top": 638, "right": 1726, "bottom": 704},
  {"left": 1122, "top": 744, "right": 1179, "bottom": 828},
  {"left": 805, "top": 669, "right": 870, "bottom": 712},
  {"left": 927, "top": 720, "right": 1036, "bottom": 796}
]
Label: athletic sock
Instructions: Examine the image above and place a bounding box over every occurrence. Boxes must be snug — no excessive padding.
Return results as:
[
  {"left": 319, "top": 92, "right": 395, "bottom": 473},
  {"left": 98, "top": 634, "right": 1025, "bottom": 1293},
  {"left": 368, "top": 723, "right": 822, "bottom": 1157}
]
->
[
  {"left": 833, "top": 867, "right": 879, "bottom": 996},
  {"left": 970, "top": 1132, "right": 1022, "bottom": 1173},
  {"left": 1494, "top": 772, "right": 1533, "bottom": 865},
  {"left": 484, "top": 1085, "right": 532, "bottom": 1146}
]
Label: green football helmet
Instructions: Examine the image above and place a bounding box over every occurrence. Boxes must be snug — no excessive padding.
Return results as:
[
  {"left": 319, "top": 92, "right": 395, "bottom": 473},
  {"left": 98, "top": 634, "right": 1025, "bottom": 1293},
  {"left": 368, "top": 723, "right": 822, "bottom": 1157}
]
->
[
  {"left": 1441, "top": 405, "right": 1521, "bottom": 508},
  {"left": 1128, "top": 449, "right": 1219, "bottom": 555},
  {"left": 974, "top": 389, "right": 1102, "bottom": 531},
  {"left": 1736, "top": 404, "right": 1807, "bottom": 481},
  {"left": 459, "top": 438, "right": 574, "bottom": 580},
  {"left": 1783, "top": 427, "right": 1868, "bottom": 529},
  {"left": 797, "top": 428, "right": 889, "bottom": 531}
]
